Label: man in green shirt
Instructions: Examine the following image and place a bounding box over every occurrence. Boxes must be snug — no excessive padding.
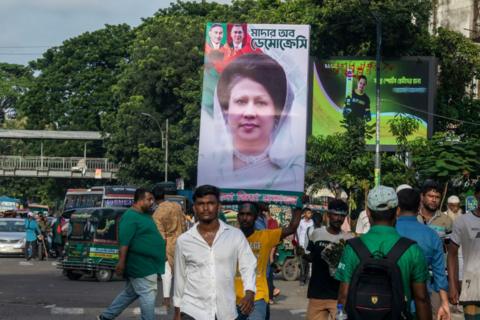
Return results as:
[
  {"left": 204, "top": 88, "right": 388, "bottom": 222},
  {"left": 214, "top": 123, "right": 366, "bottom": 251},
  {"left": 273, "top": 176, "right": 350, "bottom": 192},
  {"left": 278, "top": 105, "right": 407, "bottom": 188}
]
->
[
  {"left": 335, "top": 185, "right": 432, "bottom": 320},
  {"left": 98, "top": 188, "right": 166, "bottom": 320}
]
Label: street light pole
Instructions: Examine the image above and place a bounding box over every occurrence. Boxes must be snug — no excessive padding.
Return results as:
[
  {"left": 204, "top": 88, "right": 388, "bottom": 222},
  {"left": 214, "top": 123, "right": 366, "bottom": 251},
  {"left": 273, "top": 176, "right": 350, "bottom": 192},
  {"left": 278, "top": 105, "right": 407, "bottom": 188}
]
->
[
  {"left": 140, "top": 112, "right": 168, "bottom": 182},
  {"left": 361, "top": 0, "right": 382, "bottom": 187},
  {"left": 164, "top": 118, "right": 168, "bottom": 183},
  {"left": 374, "top": 15, "right": 382, "bottom": 187}
]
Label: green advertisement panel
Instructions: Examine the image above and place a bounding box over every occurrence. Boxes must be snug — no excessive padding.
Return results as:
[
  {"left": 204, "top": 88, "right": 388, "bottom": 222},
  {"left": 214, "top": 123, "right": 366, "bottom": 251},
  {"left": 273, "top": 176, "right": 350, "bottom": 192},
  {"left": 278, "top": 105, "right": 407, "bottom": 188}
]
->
[{"left": 312, "top": 58, "right": 435, "bottom": 145}]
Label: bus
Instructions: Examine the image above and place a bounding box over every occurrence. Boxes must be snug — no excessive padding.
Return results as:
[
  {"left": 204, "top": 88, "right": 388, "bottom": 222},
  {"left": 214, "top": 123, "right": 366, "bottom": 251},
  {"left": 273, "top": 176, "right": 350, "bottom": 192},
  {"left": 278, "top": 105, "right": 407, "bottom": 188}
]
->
[{"left": 63, "top": 186, "right": 136, "bottom": 212}]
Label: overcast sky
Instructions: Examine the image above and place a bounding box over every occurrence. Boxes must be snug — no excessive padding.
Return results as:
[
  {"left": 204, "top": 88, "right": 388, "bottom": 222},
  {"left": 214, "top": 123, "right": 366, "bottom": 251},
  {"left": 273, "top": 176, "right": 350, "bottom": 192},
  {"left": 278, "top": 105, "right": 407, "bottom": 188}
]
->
[{"left": 0, "top": 0, "right": 198, "bottom": 65}]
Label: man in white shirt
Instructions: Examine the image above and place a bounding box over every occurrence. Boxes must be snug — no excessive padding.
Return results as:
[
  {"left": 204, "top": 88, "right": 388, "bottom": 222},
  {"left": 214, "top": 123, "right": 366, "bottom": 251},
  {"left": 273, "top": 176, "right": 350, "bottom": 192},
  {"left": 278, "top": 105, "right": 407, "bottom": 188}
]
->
[
  {"left": 448, "top": 183, "right": 480, "bottom": 319},
  {"left": 297, "top": 208, "right": 314, "bottom": 285},
  {"left": 174, "top": 185, "right": 257, "bottom": 320}
]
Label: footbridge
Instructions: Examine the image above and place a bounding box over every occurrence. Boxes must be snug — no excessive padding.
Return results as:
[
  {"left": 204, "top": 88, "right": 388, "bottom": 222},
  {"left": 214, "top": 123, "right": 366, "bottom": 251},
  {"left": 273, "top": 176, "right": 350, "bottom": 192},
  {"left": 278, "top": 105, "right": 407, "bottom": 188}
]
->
[{"left": 0, "top": 129, "right": 119, "bottom": 179}]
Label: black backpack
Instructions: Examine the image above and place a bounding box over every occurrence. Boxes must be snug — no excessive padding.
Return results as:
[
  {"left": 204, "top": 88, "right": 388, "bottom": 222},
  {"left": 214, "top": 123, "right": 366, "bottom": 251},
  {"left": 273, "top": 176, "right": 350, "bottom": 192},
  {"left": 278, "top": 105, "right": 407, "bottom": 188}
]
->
[{"left": 346, "top": 237, "right": 415, "bottom": 320}]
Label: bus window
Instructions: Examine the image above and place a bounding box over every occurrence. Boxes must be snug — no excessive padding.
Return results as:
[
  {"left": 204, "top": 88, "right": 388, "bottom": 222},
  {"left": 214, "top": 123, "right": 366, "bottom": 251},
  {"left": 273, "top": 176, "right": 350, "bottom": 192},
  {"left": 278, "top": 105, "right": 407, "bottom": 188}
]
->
[
  {"left": 103, "top": 198, "right": 133, "bottom": 208},
  {"left": 65, "top": 194, "right": 102, "bottom": 210}
]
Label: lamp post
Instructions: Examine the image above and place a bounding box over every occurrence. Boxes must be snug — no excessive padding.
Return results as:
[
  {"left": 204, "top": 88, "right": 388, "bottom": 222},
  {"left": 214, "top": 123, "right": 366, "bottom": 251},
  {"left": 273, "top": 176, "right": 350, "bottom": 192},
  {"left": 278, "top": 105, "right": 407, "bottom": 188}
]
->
[
  {"left": 362, "top": 0, "right": 382, "bottom": 187},
  {"left": 140, "top": 112, "right": 169, "bottom": 182}
]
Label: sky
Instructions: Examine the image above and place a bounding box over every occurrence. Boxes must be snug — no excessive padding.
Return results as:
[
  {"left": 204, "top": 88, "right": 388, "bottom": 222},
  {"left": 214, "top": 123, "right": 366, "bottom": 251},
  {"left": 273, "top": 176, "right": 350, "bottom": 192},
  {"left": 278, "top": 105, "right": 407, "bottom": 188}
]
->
[{"left": 0, "top": 0, "right": 183, "bottom": 65}]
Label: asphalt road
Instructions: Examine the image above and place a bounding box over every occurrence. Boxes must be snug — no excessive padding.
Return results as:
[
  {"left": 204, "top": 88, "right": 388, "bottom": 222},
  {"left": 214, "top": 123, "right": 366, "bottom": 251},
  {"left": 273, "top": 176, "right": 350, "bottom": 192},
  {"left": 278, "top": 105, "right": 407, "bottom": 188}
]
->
[{"left": 0, "top": 257, "right": 308, "bottom": 320}]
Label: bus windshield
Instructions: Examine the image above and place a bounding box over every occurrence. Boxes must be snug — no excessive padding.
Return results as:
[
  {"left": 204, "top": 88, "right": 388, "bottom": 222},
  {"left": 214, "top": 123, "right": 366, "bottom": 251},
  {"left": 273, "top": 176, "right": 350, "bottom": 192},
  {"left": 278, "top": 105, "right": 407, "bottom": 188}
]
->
[
  {"left": 63, "top": 186, "right": 135, "bottom": 211},
  {"left": 64, "top": 194, "right": 103, "bottom": 210}
]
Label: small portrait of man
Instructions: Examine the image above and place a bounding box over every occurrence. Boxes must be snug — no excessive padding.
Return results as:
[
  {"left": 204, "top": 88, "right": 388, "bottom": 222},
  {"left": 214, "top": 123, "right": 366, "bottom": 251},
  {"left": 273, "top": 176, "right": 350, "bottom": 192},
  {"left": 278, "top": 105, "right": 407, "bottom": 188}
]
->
[
  {"left": 207, "top": 23, "right": 225, "bottom": 51},
  {"left": 229, "top": 24, "right": 245, "bottom": 51}
]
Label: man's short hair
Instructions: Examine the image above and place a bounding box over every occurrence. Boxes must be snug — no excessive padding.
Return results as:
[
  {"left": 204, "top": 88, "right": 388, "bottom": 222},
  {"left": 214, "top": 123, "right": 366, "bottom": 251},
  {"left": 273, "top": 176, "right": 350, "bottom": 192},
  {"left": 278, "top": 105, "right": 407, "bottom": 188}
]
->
[
  {"left": 397, "top": 188, "right": 420, "bottom": 213},
  {"left": 134, "top": 188, "right": 150, "bottom": 203},
  {"left": 152, "top": 183, "right": 176, "bottom": 201},
  {"left": 193, "top": 185, "right": 220, "bottom": 202},
  {"left": 369, "top": 207, "right": 397, "bottom": 222},
  {"left": 152, "top": 185, "right": 165, "bottom": 201},
  {"left": 238, "top": 202, "right": 259, "bottom": 216},
  {"left": 421, "top": 179, "right": 442, "bottom": 195},
  {"left": 358, "top": 75, "right": 367, "bottom": 83},
  {"left": 210, "top": 23, "right": 223, "bottom": 30},
  {"left": 328, "top": 199, "right": 348, "bottom": 215}
]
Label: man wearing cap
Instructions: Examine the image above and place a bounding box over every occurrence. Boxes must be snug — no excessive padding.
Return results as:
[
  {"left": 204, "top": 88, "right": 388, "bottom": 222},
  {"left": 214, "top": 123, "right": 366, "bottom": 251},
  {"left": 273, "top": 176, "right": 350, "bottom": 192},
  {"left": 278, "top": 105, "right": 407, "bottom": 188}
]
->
[
  {"left": 306, "top": 199, "right": 353, "bottom": 320},
  {"left": 445, "top": 195, "right": 463, "bottom": 222},
  {"left": 24, "top": 212, "right": 40, "bottom": 260},
  {"left": 396, "top": 188, "right": 450, "bottom": 320},
  {"left": 448, "top": 183, "right": 480, "bottom": 320},
  {"left": 235, "top": 202, "right": 302, "bottom": 320},
  {"left": 336, "top": 185, "right": 432, "bottom": 319}
]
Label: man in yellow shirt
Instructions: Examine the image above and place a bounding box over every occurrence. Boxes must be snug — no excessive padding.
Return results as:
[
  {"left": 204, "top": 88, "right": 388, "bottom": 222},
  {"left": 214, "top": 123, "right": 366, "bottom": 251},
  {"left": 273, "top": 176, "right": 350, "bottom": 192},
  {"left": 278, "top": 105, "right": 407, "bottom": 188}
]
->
[{"left": 235, "top": 202, "right": 302, "bottom": 319}]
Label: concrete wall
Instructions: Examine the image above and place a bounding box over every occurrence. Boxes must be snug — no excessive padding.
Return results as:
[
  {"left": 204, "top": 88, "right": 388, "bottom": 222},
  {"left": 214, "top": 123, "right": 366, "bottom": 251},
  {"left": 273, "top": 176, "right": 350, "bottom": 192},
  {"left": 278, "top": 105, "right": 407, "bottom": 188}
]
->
[{"left": 432, "top": 0, "right": 479, "bottom": 39}]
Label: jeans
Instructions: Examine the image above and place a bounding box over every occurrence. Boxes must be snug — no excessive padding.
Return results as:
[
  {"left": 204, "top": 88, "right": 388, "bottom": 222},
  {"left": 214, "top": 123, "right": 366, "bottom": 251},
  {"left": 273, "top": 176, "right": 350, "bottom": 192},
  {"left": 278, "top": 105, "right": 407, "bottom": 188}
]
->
[
  {"left": 101, "top": 274, "right": 158, "bottom": 320},
  {"left": 299, "top": 255, "right": 310, "bottom": 284},
  {"left": 25, "top": 240, "right": 38, "bottom": 259},
  {"left": 237, "top": 299, "right": 267, "bottom": 320}
]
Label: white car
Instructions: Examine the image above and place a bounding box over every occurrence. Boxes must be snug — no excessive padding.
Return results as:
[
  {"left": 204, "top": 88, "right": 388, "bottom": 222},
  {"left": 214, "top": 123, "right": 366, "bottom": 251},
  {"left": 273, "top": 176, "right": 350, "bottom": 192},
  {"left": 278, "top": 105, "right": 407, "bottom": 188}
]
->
[{"left": 0, "top": 218, "right": 26, "bottom": 255}]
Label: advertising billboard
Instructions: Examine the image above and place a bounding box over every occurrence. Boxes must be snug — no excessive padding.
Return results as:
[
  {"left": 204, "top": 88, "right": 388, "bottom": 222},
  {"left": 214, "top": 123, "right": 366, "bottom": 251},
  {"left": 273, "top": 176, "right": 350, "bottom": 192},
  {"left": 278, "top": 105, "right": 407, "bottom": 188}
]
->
[
  {"left": 312, "top": 58, "right": 436, "bottom": 146},
  {"left": 197, "top": 23, "right": 310, "bottom": 193}
]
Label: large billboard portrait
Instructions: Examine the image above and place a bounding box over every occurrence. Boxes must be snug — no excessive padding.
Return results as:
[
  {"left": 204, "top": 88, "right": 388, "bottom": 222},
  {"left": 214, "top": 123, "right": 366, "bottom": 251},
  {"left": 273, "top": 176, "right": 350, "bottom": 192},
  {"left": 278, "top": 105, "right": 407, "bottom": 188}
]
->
[
  {"left": 312, "top": 58, "right": 436, "bottom": 146},
  {"left": 198, "top": 23, "right": 310, "bottom": 193}
]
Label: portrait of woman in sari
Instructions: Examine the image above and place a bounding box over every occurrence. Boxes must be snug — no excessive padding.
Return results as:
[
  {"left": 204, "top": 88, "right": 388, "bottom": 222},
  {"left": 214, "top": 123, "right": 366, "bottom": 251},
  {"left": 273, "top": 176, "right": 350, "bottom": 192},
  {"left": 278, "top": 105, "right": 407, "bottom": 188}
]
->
[{"left": 198, "top": 53, "right": 305, "bottom": 191}]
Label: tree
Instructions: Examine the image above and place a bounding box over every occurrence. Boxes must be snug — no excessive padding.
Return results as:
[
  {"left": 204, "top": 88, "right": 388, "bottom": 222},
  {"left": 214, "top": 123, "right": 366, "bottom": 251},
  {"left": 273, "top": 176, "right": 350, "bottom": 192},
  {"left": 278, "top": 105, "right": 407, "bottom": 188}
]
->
[
  {"left": 432, "top": 28, "right": 480, "bottom": 136},
  {"left": 17, "top": 24, "right": 134, "bottom": 157},
  {"left": 0, "top": 63, "right": 33, "bottom": 123}
]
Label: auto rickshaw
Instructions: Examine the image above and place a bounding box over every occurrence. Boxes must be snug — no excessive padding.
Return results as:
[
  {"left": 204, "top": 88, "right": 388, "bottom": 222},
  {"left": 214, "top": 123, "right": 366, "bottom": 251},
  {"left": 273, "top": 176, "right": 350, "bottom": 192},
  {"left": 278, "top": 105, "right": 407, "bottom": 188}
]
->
[{"left": 59, "top": 207, "right": 126, "bottom": 282}]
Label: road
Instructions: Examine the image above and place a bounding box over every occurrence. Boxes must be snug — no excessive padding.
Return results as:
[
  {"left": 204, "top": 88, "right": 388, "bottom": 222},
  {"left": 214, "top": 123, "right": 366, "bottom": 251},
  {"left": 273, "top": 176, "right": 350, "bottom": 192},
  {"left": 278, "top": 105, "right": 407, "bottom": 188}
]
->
[{"left": 0, "top": 257, "right": 307, "bottom": 319}]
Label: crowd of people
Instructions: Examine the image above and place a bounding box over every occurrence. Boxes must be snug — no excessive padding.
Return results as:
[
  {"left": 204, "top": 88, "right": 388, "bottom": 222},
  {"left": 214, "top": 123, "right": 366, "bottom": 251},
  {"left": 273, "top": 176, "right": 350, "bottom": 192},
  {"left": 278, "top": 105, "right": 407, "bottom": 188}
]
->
[
  {"left": 94, "top": 180, "right": 480, "bottom": 320},
  {"left": 24, "top": 211, "right": 68, "bottom": 261}
]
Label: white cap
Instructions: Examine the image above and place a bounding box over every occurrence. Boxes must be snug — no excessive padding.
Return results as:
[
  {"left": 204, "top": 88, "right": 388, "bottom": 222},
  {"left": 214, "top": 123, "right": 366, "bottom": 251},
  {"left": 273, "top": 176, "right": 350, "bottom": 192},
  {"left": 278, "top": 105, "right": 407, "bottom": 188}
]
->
[
  {"left": 27, "top": 212, "right": 34, "bottom": 217},
  {"left": 447, "top": 195, "right": 460, "bottom": 204},
  {"left": 396, "top": 184, "right": 412, "bottom": 193}
]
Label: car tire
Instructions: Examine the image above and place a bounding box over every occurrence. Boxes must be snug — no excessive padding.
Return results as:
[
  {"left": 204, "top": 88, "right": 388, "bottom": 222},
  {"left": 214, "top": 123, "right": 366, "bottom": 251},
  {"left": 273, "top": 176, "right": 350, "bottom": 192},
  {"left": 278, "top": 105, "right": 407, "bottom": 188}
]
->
[
  {"left": 282, "top": 258, "right": 300, "bottom": 281},
  {"left": 96, "top": 269, "right": 113, "bottom": 282},
  {"left": 66, "top": 270, "right": 82, "bottom": 281}
]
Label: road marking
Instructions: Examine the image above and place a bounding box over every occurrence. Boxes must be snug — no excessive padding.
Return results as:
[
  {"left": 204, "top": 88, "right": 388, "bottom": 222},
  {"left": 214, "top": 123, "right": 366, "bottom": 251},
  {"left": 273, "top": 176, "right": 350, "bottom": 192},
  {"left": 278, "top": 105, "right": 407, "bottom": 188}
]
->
[
  {"left": 290, "top": 308, "right": 307, "bottom": 315},
  {"left": 49, "top": 307, "right": 169, "bottom": 316},
  {"left": 132, "top": 307, "right": 167, "bottom": 315},
  {"left": 19, "top": 261, "right": 33, "bottom": 266},
  {"left": 51, "top": 307, "right": 84, "bottom": 315}
]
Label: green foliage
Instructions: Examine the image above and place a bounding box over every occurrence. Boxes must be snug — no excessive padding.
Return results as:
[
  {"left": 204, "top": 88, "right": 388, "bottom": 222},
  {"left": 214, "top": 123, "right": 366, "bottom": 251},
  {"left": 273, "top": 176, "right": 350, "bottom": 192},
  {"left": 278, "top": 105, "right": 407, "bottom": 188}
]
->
[
  {"left": 17, "top": 24, "right": 134, "bottom": 157},
  {"left": 432, "top": 28, "right": 480, "bottom": 135},
  {"left": 389, "top": 113, "right": 420, "bottom": 162},
  {"left": 0, "top": 63, "right": 33, "bottom": 122},
  {"left": 409, "top": 133, "right": 480, "bottom": 182}
]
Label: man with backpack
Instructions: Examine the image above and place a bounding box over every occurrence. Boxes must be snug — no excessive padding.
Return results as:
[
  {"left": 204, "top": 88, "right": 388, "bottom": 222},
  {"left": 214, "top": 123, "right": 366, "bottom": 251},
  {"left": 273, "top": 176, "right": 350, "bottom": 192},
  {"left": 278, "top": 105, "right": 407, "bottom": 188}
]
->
[{"left": 336, "top": 185, "right": 432, "bottom": 320}]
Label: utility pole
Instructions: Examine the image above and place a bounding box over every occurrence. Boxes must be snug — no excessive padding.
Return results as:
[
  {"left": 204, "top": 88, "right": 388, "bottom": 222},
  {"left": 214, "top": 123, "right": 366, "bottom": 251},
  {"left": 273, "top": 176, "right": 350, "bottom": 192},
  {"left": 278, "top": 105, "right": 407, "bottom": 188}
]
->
[{"left": 140, "top": 112, "right": 169, "bottom": 182}]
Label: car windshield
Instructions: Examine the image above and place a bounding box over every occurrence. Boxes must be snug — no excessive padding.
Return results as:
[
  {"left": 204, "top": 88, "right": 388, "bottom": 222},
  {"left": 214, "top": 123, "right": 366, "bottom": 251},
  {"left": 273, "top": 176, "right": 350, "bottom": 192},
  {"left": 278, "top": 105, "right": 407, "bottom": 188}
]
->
[{"left": 0, "top": 220, "right": 25, "bottom": 232}]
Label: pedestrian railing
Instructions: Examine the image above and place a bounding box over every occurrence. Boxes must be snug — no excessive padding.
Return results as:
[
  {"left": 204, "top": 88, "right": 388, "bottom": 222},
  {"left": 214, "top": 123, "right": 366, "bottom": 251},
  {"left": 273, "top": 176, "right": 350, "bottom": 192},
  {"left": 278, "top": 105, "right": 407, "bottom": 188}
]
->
[{"left": 0, "top": 156, "right": 119, "bottom": 178}]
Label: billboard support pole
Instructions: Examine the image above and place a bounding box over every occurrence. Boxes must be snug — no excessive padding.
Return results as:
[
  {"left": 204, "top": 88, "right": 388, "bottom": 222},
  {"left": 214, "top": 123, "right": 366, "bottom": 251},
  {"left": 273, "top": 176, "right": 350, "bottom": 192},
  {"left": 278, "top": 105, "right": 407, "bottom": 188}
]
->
[{"left": 374, "top": 15, "right": 382, "bottom": 187}]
